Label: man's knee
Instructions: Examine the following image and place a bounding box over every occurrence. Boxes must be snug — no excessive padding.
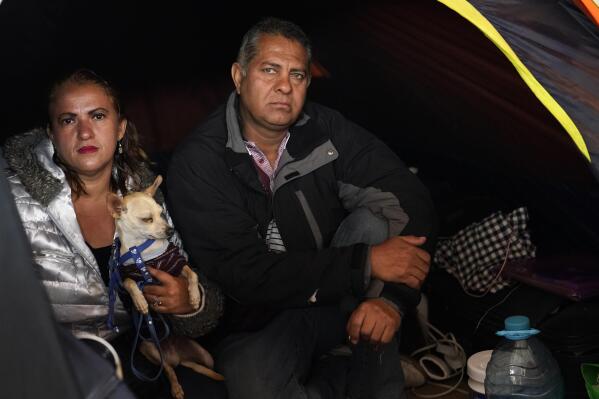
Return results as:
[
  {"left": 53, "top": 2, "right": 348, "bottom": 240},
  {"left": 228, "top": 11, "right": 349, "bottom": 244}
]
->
[{"left": 332, "top": 207, "right": 389, "bottom": 247}]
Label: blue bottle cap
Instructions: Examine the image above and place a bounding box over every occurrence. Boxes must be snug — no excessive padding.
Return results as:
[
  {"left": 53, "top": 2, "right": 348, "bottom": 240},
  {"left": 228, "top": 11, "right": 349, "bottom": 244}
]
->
[
  {"left": 505, "top": 315, "right": 530, "bottom": 331},
  {"left": 496, "top": 315, "right": 540, "bottom": 340}
]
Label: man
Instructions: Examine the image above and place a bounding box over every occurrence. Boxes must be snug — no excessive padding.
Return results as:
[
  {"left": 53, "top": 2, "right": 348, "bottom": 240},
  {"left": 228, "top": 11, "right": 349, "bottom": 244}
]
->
[{"left": 167, "top": 17, "right": 435, "bottom": 399}]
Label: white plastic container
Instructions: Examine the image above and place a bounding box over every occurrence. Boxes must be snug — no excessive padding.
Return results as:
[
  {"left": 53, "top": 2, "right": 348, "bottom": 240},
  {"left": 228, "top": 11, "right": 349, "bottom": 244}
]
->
[{"left": 467, "top": 350, "right": 492, "bottom": 399}]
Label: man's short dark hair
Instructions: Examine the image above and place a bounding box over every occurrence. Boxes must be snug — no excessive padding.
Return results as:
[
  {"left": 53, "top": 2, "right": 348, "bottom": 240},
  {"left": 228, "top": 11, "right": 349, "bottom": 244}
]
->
[{"left": 237, "top": 17, "right": 312, "bottom": 76}]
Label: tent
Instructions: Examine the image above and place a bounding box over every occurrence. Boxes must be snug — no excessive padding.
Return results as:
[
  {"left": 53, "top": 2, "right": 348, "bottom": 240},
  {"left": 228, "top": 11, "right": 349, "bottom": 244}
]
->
[
  {"left": 307, "top": 0, "right": 599, "bottom": 252},
  {"left": 1, "top": 0, "right": 598, "bottom": 397}
]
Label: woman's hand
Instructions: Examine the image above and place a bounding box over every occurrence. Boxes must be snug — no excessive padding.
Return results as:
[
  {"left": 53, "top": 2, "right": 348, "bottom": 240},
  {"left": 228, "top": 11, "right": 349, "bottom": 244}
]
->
[{"left": 142, "top": 267, "right": 196, "bottom": 315}]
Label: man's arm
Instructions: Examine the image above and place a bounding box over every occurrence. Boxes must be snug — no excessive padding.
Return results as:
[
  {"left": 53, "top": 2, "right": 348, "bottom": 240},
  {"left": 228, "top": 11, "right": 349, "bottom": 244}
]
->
[
  {"left": 318, "top": 106, "right": 435, "bottom": 345},
  {"left": 167, "top": 147, "right": 370, "bottom": 308},
  {"left": 324, "top": 105, "right": 437, "bottom": 310}
]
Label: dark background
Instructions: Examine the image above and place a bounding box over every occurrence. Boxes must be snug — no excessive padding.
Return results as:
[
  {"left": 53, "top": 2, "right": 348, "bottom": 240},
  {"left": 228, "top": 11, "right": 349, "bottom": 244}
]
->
[
  {"left": 2, "top": 0, "right": 599, "bottom": 253},
  {"left": 0, "top": 0, "right": 351, "bottom": 150}
]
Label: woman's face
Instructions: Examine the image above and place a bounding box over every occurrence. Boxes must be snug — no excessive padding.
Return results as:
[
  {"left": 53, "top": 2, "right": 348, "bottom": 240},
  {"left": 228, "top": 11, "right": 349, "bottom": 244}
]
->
[{"left": 48, "top": 82, "right": 126, "bottom": 180}]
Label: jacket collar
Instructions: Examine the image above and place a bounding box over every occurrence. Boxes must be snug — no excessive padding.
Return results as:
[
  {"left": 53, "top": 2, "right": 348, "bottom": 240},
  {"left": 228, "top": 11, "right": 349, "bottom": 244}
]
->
[
  {"left": 224, "top": 91, "right": 311, "bottom": 155},
  {"left": 222, "top": 92, "right": 335, "bottom": 194}
]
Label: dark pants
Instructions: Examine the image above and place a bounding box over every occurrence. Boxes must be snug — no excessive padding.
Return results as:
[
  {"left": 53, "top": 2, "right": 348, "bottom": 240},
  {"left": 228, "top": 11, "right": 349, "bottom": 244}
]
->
[{"left": 215, "top": 208, "right": 406, "bottom": 399}]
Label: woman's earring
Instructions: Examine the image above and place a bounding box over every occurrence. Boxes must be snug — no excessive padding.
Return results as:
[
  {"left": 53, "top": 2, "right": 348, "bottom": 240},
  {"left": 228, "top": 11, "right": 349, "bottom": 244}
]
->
[{"left": 118, "top": 141, "right": 123, "bottom": 155}]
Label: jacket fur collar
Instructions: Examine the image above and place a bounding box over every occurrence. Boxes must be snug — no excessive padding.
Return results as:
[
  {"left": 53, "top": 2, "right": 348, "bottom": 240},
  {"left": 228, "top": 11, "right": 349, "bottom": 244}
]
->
[{"left": 3, "top": 129, "right": 62, "bottom": 207}]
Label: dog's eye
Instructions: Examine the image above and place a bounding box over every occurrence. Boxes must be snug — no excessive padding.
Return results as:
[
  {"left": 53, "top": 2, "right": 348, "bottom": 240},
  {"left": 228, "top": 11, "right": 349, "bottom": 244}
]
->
[{"left": 142, "top": 217, "right": 153, "bottom": 223}]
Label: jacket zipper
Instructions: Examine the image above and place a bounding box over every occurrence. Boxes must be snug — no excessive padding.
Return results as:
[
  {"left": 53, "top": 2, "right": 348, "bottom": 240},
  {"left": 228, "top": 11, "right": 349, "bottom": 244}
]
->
[{"left": 294, "top": 190, "right": 324, "bottom": 249}]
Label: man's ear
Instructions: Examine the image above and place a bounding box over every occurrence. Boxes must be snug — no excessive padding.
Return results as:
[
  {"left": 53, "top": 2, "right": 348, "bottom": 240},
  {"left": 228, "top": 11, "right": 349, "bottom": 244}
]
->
[
  {"left": 144, "top": 175, "right": 162, "bottom": 197},
  {"left": 107, "top": 193, "right": 125, "bottom": 219},
  {"left": 231, "top": 62, "right": 243, "bottom": 94}
]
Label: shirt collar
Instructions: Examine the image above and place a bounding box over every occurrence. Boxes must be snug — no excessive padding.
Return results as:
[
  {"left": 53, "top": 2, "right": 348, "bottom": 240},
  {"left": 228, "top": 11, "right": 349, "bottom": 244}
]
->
[{"left": 244, "top": 132, "right": 290, "bottom": 175}]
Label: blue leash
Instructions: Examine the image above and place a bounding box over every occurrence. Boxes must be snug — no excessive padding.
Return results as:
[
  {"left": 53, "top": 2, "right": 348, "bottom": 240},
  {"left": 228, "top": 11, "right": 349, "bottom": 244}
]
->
[
  {"left": 107, "top": 238, "right": 169, "bottom": 381},
  {"left": 129, "top": 302, "right": 170, "bottom": 381}
]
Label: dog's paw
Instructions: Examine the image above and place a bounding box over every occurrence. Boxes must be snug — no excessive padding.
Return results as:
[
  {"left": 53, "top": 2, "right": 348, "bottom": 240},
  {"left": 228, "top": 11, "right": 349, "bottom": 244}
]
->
[
  {"left": 124, "top": 279, "right": 149, "bottom": 315},
  {"left": 133, "top": 295, "right": 149, "bottom": 315},
  {"left": 171, "top": 383, "right": 184, "bottom": 399},
  {"left": 188, "top": 286, "right": 201, "bottom": 310}
]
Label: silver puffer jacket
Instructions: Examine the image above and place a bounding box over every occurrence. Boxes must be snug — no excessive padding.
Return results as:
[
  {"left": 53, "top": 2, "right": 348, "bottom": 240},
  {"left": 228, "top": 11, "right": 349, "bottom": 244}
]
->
[{"left": 3, "top": 129, "right": 223, "bottom": 339}]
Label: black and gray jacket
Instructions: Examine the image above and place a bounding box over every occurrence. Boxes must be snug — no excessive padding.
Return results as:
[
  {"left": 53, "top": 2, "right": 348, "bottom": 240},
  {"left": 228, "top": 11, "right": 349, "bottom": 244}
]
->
[
  {"left": 167, "top": 93, "right": 436, "bottom": 333},
  {"left": 3, "top": 129, "right": 223, "bottom": 339}
]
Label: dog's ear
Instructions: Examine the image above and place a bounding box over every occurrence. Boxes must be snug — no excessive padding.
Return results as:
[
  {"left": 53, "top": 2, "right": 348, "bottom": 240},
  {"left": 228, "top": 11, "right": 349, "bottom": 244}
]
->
[
  {"left": 106, "top": 193, "right": 126, "bottom": 218},
  {"left": 144, "top": 175, "right": 163, "bottom": 197}
]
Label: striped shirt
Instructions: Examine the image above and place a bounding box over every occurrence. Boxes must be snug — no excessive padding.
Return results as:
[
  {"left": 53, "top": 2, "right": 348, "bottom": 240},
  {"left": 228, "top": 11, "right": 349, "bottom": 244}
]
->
[{"left": 244, "top": 134, "right": 290, "bottom": 253}]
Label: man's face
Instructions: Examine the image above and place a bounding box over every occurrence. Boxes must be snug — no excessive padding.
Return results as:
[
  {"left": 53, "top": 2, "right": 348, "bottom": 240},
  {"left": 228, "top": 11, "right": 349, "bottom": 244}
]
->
[{"left": 232, "top": 34, "right": 309, "bottom": 135}]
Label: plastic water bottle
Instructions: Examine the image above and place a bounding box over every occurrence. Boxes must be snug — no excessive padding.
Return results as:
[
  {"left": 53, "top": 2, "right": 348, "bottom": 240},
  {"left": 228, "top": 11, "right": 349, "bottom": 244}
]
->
[{"left": 484, "top": 315, "right": 564, "bottom": 398}]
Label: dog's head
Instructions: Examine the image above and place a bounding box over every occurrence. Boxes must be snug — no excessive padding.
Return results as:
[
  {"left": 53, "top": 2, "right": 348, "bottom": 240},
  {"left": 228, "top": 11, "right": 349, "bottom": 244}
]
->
[{"left": 107, "top": 175, "right": 174, "bottom": 242}]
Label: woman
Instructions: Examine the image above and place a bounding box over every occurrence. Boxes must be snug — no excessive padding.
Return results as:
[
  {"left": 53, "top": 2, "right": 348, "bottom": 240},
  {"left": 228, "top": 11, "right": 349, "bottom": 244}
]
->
[{"left": 3, "top": 69, "right": 224, "bottom": 397}]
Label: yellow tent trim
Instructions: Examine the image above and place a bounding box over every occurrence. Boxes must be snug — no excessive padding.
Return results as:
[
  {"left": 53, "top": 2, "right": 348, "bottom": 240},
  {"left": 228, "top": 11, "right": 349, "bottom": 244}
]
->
[{"left": 437, "top": 0, "right": 591, "bottom": 161}]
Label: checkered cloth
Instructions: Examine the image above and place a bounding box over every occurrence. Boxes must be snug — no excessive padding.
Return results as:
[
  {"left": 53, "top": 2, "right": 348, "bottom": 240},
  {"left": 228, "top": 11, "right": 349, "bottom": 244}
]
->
[{"left": 434, "top": 207, "right": 536, "bottom": 294}]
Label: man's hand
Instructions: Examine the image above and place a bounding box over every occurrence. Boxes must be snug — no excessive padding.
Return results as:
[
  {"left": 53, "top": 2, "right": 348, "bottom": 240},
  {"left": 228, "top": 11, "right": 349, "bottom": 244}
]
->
[
  {"left": 143, "top": 267, "right": 196, "bottom": 315},
  {"left": 346, "top": 298, "right": 401, "bottom": 346},
  {"left": 370, "top": 236, "right": 430, "bottom": 289}
]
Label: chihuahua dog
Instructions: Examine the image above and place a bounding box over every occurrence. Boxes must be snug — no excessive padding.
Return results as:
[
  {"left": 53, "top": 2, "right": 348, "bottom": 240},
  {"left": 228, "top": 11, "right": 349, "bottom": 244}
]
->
[{"left": 107, "top": 175, "right": 223, "bottom": 399}]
